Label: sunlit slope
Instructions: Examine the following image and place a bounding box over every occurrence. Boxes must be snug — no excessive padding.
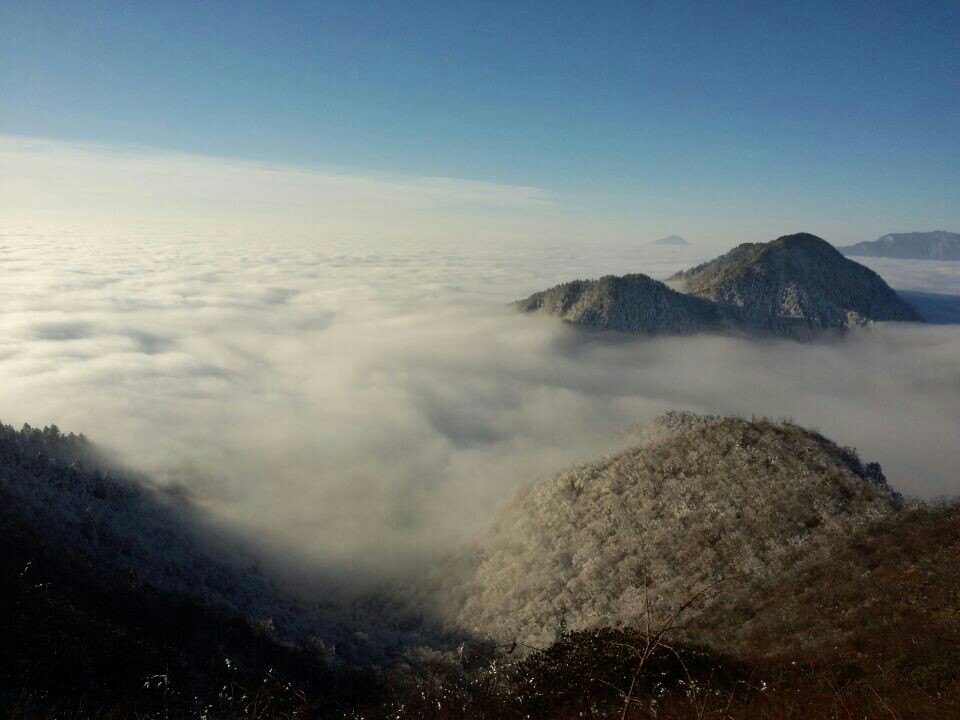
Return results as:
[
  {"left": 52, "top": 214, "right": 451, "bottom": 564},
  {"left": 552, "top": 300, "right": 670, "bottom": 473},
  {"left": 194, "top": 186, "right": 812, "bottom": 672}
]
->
[
  {"left": 671, "top": 233, "right": 923, "bottom": 329},
  {"left": 444, "top": 413, "right": 901, "bottom": 647},
  {"left": 514, "top": 273, "right": 733, "bottom": 335},
  {"left": 516, "top": 233, "right": 924, "bottom": 338}
]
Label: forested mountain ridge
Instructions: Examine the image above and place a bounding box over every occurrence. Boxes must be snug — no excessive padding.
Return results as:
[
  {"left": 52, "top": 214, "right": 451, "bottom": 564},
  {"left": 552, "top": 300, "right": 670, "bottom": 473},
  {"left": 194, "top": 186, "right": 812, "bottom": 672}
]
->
[
  {"left": 436, "top": 412, "right": 902, "bottom": 649},
  {"left": 670, "top": 233, "right": 924, "bottom": 329},
  {"left": 0, "top": 422, "right": 410, "bottom": 663},
  {"left": 516, "top": 233, "right": 923, "bottom": 337},
  {"left": 3, "top": 416, "right": 959, "bottom": 718},
  {"left": 0, "top": 422, "right": 370, "bottom": 716},
  {"left": 0, "top": 422, "right": 296, "bottom": 628},
  {"left": 513, "top": 273, "right": 736, "bottom": 335}
]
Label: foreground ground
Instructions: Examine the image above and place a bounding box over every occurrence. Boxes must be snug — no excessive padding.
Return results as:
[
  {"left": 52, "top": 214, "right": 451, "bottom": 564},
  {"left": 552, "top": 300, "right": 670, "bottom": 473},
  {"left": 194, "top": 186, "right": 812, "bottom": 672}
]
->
[{"left": 3, "top": 500, "right": 958, "bottom": 718}]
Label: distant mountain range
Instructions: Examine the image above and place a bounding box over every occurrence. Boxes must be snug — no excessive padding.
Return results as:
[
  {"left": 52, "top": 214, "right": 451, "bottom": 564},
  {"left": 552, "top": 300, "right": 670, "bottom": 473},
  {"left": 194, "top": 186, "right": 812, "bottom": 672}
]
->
[
  {"left": 838, "top": 231, "right": 960, "bottom": 261},
  {"left": 650, "top": 234, "right": 690, "bottom": 246},
  {"left": 515, "top": 233, "right": 923, "bottom": 338}
]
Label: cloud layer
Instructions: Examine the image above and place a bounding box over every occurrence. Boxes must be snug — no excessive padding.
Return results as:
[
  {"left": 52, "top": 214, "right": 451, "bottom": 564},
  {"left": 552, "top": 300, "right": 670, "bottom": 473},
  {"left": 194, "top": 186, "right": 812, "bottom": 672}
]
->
[{"left": 1, "top": 227, "right": 958, "bottom": 592}]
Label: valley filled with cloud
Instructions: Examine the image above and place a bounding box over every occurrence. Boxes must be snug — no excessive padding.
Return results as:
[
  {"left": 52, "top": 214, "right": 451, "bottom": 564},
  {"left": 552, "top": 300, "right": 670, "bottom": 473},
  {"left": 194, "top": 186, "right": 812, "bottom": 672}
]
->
[{"left": 2, "top": 222, "right": 958, "bottom": 595}]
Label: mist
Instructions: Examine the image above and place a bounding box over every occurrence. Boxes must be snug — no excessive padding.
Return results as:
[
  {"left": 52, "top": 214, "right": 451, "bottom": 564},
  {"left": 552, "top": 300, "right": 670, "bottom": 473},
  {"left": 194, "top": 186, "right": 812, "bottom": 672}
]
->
[{"left": 1, "top": 226, "right": 958, "bottom": 594}]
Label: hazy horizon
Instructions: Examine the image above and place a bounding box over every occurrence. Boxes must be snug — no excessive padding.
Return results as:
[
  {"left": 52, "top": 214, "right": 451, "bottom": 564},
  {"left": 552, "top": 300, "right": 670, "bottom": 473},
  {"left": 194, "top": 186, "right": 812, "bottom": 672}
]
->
[
  {"left": 3, "top": 1, "right": 959, "bottom": 246},
  {"left": 2, "top": 134, "right": 957, "bottom": 252}
]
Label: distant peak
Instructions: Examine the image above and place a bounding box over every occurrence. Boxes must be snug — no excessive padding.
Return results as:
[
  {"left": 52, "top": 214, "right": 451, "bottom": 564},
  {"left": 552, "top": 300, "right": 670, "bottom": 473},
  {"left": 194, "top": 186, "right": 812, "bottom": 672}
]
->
[{"left": 651, "top": 234, "right": 690, "bottom": 246}]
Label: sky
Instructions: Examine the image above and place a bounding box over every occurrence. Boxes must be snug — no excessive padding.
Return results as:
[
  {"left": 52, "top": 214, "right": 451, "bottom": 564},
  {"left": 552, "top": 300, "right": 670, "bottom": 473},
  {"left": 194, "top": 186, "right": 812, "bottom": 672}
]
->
[{"left": 1, "top": 0, "right": 959, "bottom": 244}]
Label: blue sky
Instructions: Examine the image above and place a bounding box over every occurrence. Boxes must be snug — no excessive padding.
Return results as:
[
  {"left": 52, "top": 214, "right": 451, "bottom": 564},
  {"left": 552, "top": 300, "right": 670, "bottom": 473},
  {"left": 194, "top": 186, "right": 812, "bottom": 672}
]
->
[{"left": 1, "top": 0, "right": 958, "bottom": 244}]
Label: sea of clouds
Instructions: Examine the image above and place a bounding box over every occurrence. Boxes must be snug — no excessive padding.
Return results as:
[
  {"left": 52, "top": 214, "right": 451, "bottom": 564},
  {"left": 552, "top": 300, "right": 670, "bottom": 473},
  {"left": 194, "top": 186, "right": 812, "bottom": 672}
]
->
[{"left": 1, "top": 225, "right": 958, "bottom": 593}]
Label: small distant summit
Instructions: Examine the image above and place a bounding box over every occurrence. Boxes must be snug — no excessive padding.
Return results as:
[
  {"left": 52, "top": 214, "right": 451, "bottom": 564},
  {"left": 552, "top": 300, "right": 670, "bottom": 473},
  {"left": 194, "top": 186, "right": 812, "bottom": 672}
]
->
[
  {"left": 837, "top": 231, "right": 960, "bottom": 261},
  {"left": 515, "top": 232, "right": 924, "bottom": 339},
  {"left": 650, "top": 234, "right": 690, "bottom": 246}
]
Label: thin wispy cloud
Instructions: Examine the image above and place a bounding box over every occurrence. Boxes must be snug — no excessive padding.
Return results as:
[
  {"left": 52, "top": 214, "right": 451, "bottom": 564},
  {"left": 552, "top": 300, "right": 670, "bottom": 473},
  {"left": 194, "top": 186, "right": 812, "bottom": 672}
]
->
[{"left": 0, "top": 136, "right": 558, "bottom": 242}]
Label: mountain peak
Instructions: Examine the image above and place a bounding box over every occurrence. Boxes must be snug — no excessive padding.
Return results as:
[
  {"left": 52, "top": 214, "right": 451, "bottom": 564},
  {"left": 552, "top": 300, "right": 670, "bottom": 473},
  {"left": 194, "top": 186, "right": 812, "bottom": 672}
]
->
[
  {"left": 515, "top": 233, "right": 924, "bottom": 339},
  {"left": 651, "top": 234, "right": 690, "bottom": 246},
  {"left": 769, "top": 232, "right": 835, "bottom": 249},
  {"left": 668, "top": 232, "right": 923, "bottom": 331},
  {"left": 445, "top": 413, "right": 901, "bottom": 647}
]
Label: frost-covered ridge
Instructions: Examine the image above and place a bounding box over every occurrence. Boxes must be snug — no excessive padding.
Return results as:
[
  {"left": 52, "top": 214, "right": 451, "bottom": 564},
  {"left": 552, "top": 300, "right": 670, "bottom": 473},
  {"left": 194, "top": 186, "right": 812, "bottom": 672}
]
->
[
  {"left": 438, "top": 412, "right": 901, "bottom": 648},
  {"left": 514, "top": 273, "right": 732, "bottom": 335},
  {"left": 670, "top": 233, "right": 924, "bottom": 330},
  {"left": 516, "top": 233, "right": 923, "bottom": 337},
  {"left": 0, "top": 422, "right": 407, "bottom": 659}
]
